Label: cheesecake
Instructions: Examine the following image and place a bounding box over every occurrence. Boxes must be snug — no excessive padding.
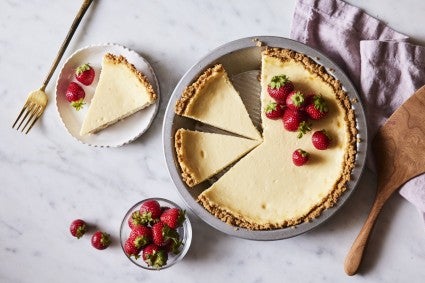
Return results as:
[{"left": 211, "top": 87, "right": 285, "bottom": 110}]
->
[
  {"left": 175, "top": 64, "right": 261, "bottom": 140},
  {"left": 175, "top": 129, "right": 261, "bottom": 187},
  {"left": 80, "top": 53, "right": 157, "bottom": 135},
  {"left": 196, "top": 48, "right": 357, "bottom": 229}
]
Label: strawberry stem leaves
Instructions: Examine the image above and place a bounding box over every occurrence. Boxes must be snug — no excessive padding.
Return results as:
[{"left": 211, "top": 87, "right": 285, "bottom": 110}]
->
[
  {"left": 268, "top": 75, "right": 290, "bottom": 89},
  {"left": 297, "top": 121, "right": 312, "bottom": 139},
  {"left": 291, "top": 91, "right": 305, "bottom": 106},
  {"left": 76, "top": 63, "right": 91, "bottom": 75},
  {"left": 70, "top": 99, "right": 85, "bottom": 111},
  {"left": 313, "top": 95, "right": 328, "bottom": 113}
]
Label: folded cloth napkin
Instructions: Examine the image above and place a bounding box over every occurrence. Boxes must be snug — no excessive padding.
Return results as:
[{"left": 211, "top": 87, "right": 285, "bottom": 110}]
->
[{"left": 290, "top": 0, "right": 425, "bottom": 220}]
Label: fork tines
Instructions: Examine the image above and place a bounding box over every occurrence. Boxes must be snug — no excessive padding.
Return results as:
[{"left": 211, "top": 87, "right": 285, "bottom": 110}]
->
[{"left": 12, "top": 101, "right": 44, "bottom": 134}]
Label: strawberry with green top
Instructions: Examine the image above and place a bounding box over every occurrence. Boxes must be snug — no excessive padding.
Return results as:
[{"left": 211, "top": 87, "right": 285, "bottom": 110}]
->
[
  {"left": 305, "top": 94, "right": 329, "bottom": 120},
  {"left": 91, "top": 231, "right": 111, "bottom": 250},
  {"left": 267, "top": 75, "right": 294, "bottom": 103},
  {"left": 282, "top": 108, "right": 305, "bottom": 131},
  {"left": 292, "top": 149, "right": 309, "bottom": 166},
  {"left": 124, "top": 239, "right": 141, "bottom": 259},
  {"left": 151, "top": 222, "right": 180, "bottom": 247},
  {"left": 128, "top": 210, "right": 144, "bottom": 229},
  {"left": 286, "top": 90, "right": 306, "bottom": 110},
  {"left": 69, "top": 219, "right": 87, "bottom": 239},
  {"left": 142, "top": 243, "right": 168, "bottom": 268},
  {"left": 75, "top": 63, "right": 95, "bottom": 86},
  {"left": 139, "top": 200, "right": 162, "bottom": 224},
  {"left": 264, "top": 102, "right": 284, "bottom": 120},
  {"left": 160, "top": 208, "right": 186, "bottom": 229},
  {"left": 129, "top": 226, "right": 152, "bottom": 249},
  {"left": 312, "top": 130, "right": 331, "bottom": 150},
  {"left": 65, "top": 82, "right": 85, "bottom": 110}
]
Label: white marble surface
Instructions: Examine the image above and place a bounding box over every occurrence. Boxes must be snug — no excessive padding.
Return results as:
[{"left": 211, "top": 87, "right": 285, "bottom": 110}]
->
[{"left": 1, "top": 0, "right": 425, "bottom": 282}]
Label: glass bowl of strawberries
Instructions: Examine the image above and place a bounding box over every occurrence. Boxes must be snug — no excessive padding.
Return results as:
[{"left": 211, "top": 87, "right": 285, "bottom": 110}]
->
[{"left": 120, "top": 198, "right": 192, "bottom": 270}]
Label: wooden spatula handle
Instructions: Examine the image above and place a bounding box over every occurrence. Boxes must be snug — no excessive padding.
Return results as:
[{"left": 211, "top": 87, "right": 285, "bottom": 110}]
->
[{"left": 344, "top": 199, "right": 384, "bottom": 275}]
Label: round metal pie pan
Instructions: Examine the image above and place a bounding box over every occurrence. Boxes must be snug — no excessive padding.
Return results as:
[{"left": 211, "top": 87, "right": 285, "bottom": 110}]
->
[{"left": 162, "top": 36, "right": 368, "bottom": 240}]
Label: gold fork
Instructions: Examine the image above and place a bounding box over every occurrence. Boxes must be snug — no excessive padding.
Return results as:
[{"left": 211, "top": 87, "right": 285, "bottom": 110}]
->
[{"left": 12, "top": 0, "right": 93, "bottom": 134}]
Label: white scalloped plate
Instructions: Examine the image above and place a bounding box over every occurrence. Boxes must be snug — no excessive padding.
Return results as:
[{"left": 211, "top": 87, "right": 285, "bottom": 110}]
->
[{"left": 55, "top": 44, "right": 160, "bottom": 147}]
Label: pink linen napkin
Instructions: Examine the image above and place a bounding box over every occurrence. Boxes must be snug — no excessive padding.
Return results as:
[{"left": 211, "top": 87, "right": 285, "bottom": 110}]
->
[{"left": 290, "top": 0, "right": 425, "bottom": 220}]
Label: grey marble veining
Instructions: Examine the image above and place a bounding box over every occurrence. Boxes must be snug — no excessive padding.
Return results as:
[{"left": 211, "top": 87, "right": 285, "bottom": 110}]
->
[{"left": 1, "top": 0, "right": 425, "bottom": 282}]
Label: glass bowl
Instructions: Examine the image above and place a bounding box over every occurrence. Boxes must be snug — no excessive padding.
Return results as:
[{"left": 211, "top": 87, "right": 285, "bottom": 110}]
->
[{"left": 120, "top": 198, "right": 192, "bottom": 270}]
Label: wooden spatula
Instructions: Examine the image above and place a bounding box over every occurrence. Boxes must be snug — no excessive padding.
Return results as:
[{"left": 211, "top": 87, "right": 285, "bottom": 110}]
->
[{"left": 344, "top": 85, "right": 425, "bottom": 276}]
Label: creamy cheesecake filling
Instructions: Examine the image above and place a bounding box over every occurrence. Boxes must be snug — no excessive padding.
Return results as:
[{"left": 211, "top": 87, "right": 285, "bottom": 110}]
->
[
  {"left": 175, "top": 129, "right": 261, "bottom": 187},
  {"left": 198, "top": 48, "right": 357, "bottom": 230},
  {"left": 80, "top": 53, "right": 157, "bottom": 135},
  {"left": 175, "top": 65, "right": 262, "bottom": 140}
]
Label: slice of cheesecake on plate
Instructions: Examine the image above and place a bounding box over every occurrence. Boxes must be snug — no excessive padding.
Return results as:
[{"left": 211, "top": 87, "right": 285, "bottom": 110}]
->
[
  {"left": 175, "top": 129, "right": 261, "bottom": 187},
  {"left": 175, "top": 64, "right": 261, "bottom": 140},
  {"left": 80, "top": 53, "right": 157, "bottom": 135}
]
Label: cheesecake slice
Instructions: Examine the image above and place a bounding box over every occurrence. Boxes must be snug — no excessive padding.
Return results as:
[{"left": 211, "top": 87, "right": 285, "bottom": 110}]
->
[
  {"left": 198, "top": 48, "right": 357, "bottom": 229},
  {"left": 80, "top": 53, "right": 157, "bottom": 135},
  {"left": 175, "top": 64, "right": 261, "bottom": 140},
  {"left": 175, "top": 129, "right": 260, "bottom": 187}
]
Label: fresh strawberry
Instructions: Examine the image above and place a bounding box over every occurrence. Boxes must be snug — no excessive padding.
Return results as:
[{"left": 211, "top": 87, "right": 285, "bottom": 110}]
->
[
  {"left": 69, "top": 219, "right": 87, "bottom": 239},
  {"left": 91, "top": 231, "right": 111, "bottom": 250},
  {"left": 267, "top": 75, "right": 294, "bottom": 103},
  {"left": 160, "top": 208, "right": 186, "bottom": 229},
  {"left": 129, "top": 226, "right": 152, "bottom": 249},
  {"left": 124, "top": 239, "right": 141, "bottom": 259},
  {"left": 151, "top": 222, "right": 180, "bottom": 247},
  {"left": 312, "top": 130, "right": 331, "bottom": 150},
  {"left": 75, "top": 63, "right": 95, "bottom": 86},
  {"left": 286, "top": 91, "right": 306, "bottom": 110},
  {"left": 128, "top": 211, "right": 144, "bottom": 230},
  {"left": 292, "top": 149, "right": 310, "bottom": 166},
  {"left": 264, "top": 102, "right": 284, "bottom": 120},
  {"left": 65, "top": 82, "right": 85, "bottom": 110},
  {"left": 142, "top": 244, "right": 168, "bottom": 269},
  {"left": 139, "top": 200, "right": 162, "bottom": 224},
  {"left": 282, "top": 108, "right": 306, "bottom": 132},
  {"left": 305, "top": 94, "right": 329, "bottom": 120}
]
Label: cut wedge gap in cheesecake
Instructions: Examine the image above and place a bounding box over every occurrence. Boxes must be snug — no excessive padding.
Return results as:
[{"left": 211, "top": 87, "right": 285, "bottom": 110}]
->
[
  {"left": 231, "top": 70, "right": 263, "bottom": 132},
  {"left": 175, "top": 64, "right": 262, "bottom": 141},
  {"left": 80, "top": 53, "right": 158, "bottom": 136},
  {"left": 175, "top": 129, "right": 261, "bottom": 188}
]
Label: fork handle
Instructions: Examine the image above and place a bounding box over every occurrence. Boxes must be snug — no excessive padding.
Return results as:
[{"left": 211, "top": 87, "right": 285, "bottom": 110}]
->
[{"left": 41, "top": 0, "right": 94, "bottom": 91}]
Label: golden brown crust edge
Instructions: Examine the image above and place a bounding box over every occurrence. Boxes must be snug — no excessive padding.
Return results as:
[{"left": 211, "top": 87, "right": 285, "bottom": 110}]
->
[
  {"left": 174, "top": 129, "right": 199, "bottom": 187},
  {"left": 175, "top": 64, "right": 225, "bottom": 115},
  {"left": 198, "top": 47, "right": 358, "bottom": 230},
  {"left": 104, "top": 53, "right": 157, "bottom": 102}
]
